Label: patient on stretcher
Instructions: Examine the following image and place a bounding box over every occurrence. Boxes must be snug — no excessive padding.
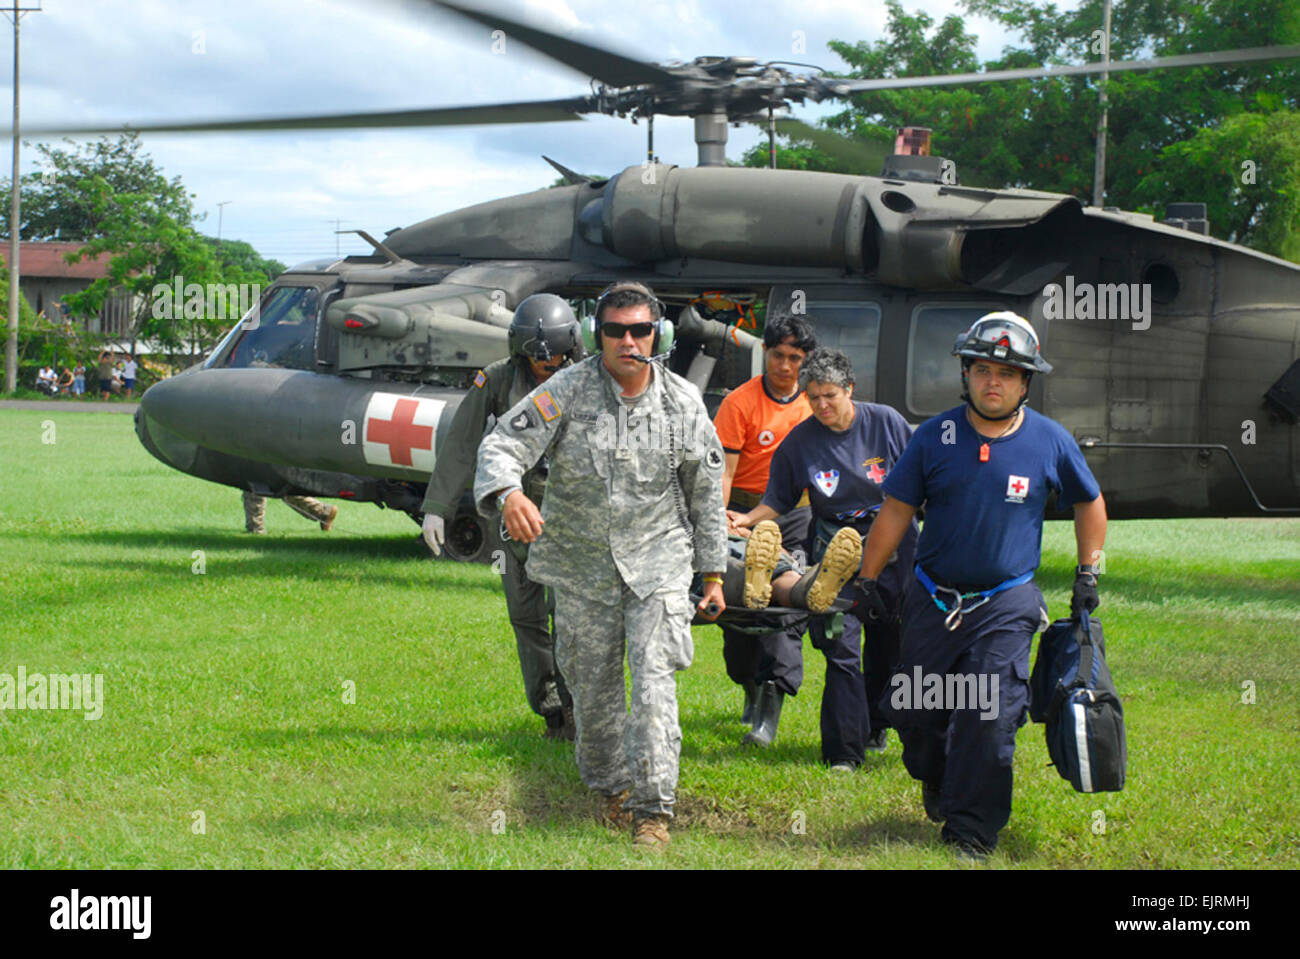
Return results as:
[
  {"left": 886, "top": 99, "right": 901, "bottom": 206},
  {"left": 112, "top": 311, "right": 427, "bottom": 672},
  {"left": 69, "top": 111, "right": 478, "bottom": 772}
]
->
[{"left": 710, "top": 520, "right": 863, "bottom": 614}]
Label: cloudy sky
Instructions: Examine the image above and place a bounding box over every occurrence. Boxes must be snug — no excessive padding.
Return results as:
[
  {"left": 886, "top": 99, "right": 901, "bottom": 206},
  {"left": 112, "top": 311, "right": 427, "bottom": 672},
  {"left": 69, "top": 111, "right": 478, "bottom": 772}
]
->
[{"left": 7, "top": 0, "right": 1051, "bottom": 266}]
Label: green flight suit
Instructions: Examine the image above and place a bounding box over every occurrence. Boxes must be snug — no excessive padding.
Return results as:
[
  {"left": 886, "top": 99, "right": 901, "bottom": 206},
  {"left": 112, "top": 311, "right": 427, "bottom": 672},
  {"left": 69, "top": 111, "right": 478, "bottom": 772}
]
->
[{"left": 421, "top": 357, "right": 569, "bottom": 718}]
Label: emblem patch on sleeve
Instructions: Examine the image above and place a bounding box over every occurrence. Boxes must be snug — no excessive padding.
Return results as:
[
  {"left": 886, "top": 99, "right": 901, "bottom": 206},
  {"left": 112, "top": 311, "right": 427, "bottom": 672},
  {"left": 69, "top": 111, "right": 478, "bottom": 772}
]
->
[
  {"left": 473, "top": 370, "right": 486, "bottom": 389},
  {"left": 533, "top": 390, "right": 561, "bottom": 422},
  {"left": 510, "top": 408, "right": 539, "bottom": 432},
  {"left": 705, "top": 448, "right": 723, "bottom": 470}
]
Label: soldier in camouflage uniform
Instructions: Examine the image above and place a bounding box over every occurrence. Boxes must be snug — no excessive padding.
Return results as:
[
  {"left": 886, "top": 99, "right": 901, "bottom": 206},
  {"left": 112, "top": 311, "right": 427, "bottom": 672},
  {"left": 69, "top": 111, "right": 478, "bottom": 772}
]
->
[
  {"left": 243, "top": 491, "right": 338, "bottom": 533},
  {"left": 421, "top": 294, "right": 583, "bottom": 740},
  {"left": 475, "top": 282, "right": 728, "bottom": 849}
]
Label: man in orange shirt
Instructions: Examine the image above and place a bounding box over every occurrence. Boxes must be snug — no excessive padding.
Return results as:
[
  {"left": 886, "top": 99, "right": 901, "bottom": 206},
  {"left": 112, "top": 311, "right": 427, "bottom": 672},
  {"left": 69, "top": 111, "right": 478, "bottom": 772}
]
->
[{"left": 713, "top": 313, "right": 816, "bottom": 745}]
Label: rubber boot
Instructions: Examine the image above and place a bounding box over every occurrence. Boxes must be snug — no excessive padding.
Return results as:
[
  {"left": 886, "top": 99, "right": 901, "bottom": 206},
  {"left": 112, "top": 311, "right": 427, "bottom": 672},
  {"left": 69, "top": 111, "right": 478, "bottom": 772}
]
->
[
  {"left": 741, "top": 678, "right": 760, "bottom": 725},
  {"left": 722, "top": 559, "right": 749, "bottom": 609},
  {"left": 742, "top": 681, "right": 784, "bottom": 747}
]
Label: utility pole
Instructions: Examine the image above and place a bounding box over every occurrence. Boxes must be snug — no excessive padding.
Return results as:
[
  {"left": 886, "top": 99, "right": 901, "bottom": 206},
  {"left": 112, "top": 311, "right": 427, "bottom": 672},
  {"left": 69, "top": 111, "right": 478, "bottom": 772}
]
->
[
  {"left": 1092, "top": 0, "right": 1112, "bottom": 208},
  {"left": 216, "top": 200, "right": 231, "bottom": 246},
  {"left": 3, "top": 0, "right": 41, "bottom": 394}
]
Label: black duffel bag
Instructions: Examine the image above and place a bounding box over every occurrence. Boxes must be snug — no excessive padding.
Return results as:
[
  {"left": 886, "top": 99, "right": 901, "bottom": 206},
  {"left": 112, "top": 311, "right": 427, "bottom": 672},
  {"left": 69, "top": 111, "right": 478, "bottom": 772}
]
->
[{"left": 1030, "top": 610, "right": 1126, "bottom": 793}]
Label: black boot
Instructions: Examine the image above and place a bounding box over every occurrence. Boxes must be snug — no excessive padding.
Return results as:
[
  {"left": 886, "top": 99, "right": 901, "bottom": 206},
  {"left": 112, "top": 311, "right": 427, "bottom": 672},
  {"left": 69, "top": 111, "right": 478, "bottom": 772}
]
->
[
  {"left": 742, "top": 681, "right": 784, "bottom": 747},
  {"left": 741, "top": 679, "right": 760, "bottom": 725}
]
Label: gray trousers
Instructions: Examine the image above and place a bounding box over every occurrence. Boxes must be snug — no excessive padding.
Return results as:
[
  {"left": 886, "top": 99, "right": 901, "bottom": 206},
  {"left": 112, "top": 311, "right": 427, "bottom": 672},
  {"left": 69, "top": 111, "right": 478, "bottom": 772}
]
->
[
  {"left": 503, "top": 546, "right": 570, "bottom": 717},
  {"left": 554, "top": 581, "right": 695, "bottom": 818}
]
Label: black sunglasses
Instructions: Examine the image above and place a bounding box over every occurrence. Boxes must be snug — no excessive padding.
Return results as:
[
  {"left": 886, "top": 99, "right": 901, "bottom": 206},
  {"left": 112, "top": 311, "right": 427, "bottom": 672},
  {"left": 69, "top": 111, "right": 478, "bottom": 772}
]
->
[{"left": 601, "top": 320, "right": 657, "bottom": 339}]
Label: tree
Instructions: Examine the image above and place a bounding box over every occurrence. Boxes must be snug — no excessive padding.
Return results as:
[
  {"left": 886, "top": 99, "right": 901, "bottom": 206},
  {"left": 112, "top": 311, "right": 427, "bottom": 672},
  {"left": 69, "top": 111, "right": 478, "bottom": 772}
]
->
[
  {"left": 203, "top": 236, "right": 285, "bottom": 281},
  {"left": 0, "top": 133, "right": 191, "bottom": 241},
  {"left": 60, "top": 178, "right": 267, "bottom": 357},
  {"left": 748, "top": 0, "right": 1300, "bottom": 259},
  {"left": 1135, "top": 110, "right": 1300, "bottom": 261}
]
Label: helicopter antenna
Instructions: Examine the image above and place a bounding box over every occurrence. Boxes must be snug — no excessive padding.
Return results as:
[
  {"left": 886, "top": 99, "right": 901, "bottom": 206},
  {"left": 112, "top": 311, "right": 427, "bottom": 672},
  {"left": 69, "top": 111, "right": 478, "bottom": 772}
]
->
[
  {"left": 338, "top": 229, "right": 402, "bottom": 264},
  {"left": 541, "top": 155, "right": 592, "bottom": 185}
]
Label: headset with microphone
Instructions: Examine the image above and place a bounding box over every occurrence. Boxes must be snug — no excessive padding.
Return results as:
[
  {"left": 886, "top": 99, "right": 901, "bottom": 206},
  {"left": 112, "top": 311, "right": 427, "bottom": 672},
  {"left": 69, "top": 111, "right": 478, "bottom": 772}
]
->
[{"left": 582, "top": 282, "right": 675, "bottom": 361}]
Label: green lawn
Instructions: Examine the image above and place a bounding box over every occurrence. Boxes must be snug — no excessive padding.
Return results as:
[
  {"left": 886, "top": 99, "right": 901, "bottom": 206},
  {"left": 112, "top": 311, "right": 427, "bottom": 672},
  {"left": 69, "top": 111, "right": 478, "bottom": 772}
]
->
[{"left": 1, "top": 408, "right": 1297, "bottom": 868}]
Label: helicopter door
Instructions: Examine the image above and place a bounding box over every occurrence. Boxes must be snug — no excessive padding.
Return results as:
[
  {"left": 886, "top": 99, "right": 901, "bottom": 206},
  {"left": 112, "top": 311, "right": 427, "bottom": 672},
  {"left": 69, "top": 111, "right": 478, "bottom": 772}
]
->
[
  {"left": 904, "top": 303, "right": 1012, "bottom": 419},
  {"left": 767, "top": 286, "right": 883, "bottom": 402},
  {"left": 798, "top": 301, "right": 882, "bottom": 402}
]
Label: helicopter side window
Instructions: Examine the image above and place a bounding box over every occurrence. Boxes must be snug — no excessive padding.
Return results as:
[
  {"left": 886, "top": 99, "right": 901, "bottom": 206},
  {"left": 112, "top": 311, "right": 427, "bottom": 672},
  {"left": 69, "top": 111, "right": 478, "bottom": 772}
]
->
[
  {"left": 907, "top": 305, "right": 1006, "bottom": 417},
  {"left": 223, "top": 286, "right": 321, "bottom": 370},
  {"left": 805, "top": 302, "right": 881, "bottom": 401}
]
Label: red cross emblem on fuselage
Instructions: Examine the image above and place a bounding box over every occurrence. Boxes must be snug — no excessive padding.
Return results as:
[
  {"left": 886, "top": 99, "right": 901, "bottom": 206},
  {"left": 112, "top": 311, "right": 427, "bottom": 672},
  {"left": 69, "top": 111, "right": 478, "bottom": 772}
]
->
[
  {"left": 367, "top": 397, "right": 434, "bottom": 466},
  {"left": 866, "top": 463, "right": 887, "bottom": 483}
]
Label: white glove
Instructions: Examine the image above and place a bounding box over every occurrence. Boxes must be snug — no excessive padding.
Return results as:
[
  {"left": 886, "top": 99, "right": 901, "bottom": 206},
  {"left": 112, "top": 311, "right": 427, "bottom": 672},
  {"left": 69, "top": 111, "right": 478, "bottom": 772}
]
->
[{"left": 422, "top": 514, "right": 445, "bottom": 556}]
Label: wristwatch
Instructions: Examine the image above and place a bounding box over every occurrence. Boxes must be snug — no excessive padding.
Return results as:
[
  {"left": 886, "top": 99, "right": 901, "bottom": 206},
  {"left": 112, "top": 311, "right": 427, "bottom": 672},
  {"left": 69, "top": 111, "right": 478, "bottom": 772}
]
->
[
  {"left": 1075, "top": 563, "right": 1100, "bottom": 578},
  {"left": 496, "top": 486, "right": 521, "bottom": 511}
]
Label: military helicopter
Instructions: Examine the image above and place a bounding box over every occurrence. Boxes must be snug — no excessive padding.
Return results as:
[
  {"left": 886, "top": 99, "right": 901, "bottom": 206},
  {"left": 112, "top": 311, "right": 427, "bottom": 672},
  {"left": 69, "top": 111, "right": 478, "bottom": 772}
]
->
[{"left": 45, "top": 0, "right": 1297, "bottom": 559}]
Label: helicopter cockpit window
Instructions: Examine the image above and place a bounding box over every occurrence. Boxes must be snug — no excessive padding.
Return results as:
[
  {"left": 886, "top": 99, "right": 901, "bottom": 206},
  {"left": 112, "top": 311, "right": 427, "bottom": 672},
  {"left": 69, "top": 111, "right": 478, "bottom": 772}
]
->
[
  {"left": 222, "top": 286, "right": 321, "bottom": 370},
  {"left": 805, "top": 302, "right": 881, "bottom": 401},
  {"left": 907, "top": 305, "right": 1006, "bottom": 417}
]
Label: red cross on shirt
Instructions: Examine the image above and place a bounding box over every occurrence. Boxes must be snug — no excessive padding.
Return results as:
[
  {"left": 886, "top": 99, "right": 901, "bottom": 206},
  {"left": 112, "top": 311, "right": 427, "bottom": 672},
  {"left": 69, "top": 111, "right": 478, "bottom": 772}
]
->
[
  {"left": 866, "top": 463, "right": 887, "bottom": 484},
  {"left": 1010, "top": 477, "right": 1027, "bottom": 494},
  {"left": 367, "top": 397, "right": 433, "bottom": 466}
]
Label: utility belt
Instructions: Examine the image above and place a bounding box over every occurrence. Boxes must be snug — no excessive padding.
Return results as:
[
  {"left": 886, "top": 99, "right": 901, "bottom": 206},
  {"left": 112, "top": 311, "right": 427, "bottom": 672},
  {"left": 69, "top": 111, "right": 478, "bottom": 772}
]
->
[
  {"left": 811, "top": 513, "right": 875, "bottom": 566},
  {"left": 913, "top": 563, "right": 1034, "bottom": 632},
  {"left": 728, "top": 488, "right": 810, "bottom": 512}
]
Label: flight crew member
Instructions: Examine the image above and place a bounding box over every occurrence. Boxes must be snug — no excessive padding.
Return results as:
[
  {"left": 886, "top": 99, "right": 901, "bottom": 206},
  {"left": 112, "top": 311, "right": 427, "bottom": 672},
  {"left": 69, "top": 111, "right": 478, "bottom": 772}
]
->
[
  {"left": 421, "top": 293, "right": 583, "bottom": 740},
  {"left": 857, "top": 311, "right": 1107, "bottom": 859},
  {"left": 475, "top": 281, "right": 728, "bottom": 849},
  {"left": 243, "top": 492, "right": 339, "bottom": 533},
  {"left": 731, "top": 348, "right": 917, "bottom": 768},
  {"left": 712, "top": 312, "right": 816, "bottom": 745}
]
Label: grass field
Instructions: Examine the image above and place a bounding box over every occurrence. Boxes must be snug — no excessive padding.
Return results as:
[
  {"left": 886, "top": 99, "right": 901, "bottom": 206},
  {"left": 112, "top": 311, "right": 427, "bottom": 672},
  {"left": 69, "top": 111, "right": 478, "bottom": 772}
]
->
[{"left": 1, "top": 407, "right": 1297, "bottom": 869}]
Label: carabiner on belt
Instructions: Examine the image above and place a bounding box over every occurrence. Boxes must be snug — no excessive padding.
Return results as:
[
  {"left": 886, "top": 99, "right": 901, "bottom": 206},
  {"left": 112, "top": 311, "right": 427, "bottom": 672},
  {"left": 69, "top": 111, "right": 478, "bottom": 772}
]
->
[{"left": 932, "top": 584, "right": 991, "bottom": 631}]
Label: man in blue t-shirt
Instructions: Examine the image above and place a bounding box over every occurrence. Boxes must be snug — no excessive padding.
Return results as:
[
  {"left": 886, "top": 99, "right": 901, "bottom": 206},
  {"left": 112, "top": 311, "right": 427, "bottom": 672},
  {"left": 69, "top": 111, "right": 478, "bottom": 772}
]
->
[
  {"left": 856, "top": 312, "right": 1107, "bottom": 859},
  {"left": 731, "top": 348, "right": 918, "bottom": 767}
]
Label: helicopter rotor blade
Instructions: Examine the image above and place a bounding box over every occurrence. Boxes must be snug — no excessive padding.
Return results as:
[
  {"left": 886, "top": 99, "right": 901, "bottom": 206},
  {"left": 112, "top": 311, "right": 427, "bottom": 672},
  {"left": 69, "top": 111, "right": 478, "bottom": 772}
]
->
[
  {"left": 755, "top": 118, "right": 893, "bottom": 174},
  {"left": 824, "top": 43, "right": 1300, "bottom": 94},
  {"left": 424, "top": 1, "right": 679, "bottom": 88},
  {"left": 13, "top": 98, "right": 596, "bottom": 137}
]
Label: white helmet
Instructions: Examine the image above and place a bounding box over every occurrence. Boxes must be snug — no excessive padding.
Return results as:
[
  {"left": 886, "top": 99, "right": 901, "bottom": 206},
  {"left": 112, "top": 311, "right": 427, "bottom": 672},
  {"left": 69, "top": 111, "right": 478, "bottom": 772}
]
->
[{"left": 952, "top": 311, "right": 1052, "bottom": 374}]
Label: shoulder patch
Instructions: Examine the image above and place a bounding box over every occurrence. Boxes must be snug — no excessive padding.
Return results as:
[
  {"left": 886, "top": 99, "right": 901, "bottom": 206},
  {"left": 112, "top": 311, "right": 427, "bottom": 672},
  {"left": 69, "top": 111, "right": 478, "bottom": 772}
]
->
[
  {"left": 705, "top": 447, "right": 724, "bottom": 471},
  {"left": 533, "top": 390, "right": 561, "bottom": 422},
  {"left": 473, "top": 370, "right": 486, "bottom": 389},
  {"left": 510, "top": 408, "right": 540, "bottom": 432}
]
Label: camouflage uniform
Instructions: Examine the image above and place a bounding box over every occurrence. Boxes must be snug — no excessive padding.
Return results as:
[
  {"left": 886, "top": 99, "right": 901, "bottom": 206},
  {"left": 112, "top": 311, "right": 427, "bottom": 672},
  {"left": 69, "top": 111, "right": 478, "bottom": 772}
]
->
[
  {"left": 243, "top": 491, "right": 334, "bottom": 532},
  {"left": 475, "top": 354, "right": 728, "bottom": 817},
  {"left": 421, "top": 356, "right": 569, "bottom": 719}
]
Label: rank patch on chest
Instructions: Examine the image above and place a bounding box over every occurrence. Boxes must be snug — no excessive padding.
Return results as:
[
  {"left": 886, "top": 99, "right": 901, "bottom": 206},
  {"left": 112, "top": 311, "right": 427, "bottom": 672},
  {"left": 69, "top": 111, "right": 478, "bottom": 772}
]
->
[
  {"left": 1006, "top": 474, "right": 1030, "bottom": 502},
  {"left": 533, "top": 390, "right": 561, "bottom": 422},
  {"left": 473, "top": 370, "right": 486, "bottom": 389}
]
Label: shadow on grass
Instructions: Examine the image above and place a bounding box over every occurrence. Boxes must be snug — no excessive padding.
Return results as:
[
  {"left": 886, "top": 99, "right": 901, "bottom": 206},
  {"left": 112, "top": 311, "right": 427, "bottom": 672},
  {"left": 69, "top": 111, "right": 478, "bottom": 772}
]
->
[
  {"left": 34, "top": 526, "right": 432, "bottom": 560},
  {"left": 249, "top": 808, "right": 447, "bottom": 834},
  {"left": 230, "top": 718, "right": 979, "bottom": 861}
]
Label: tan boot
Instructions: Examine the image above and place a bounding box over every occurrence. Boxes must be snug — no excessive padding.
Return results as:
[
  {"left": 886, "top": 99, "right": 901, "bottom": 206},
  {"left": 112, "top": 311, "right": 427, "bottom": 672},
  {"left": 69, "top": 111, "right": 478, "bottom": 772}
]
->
[
  {"left": 320, "top": 505, "right": 339, "bottom": 532},
  {"left": 633, "top": 814, "right": 671, "bottom": 849},
  {"left": 598, "top": 789, "right": 632, "bottom": 829},
  {"left": 743, "top": 520, "right": 783, "bottom": 608},
  {"left": 792, "top": 526, "right": 862, "bottom": 613}
]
